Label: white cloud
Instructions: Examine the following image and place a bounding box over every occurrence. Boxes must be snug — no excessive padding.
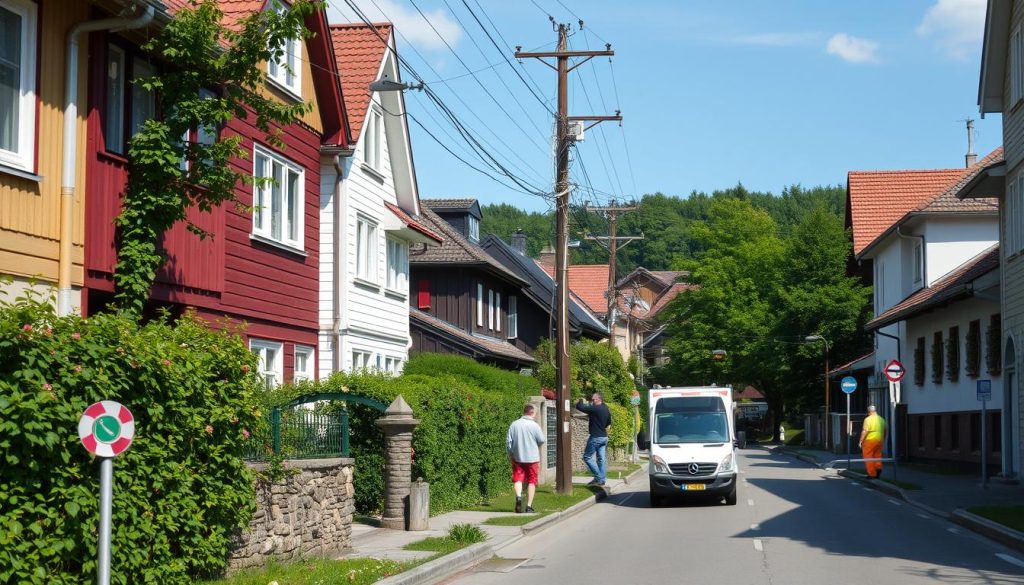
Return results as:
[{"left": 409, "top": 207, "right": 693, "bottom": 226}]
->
[
  {"left": 916, "top": 0, "right": 985, "bottom": 60},
  {"left": 826, "top": 33, "right": 880, "bottom": 64},
  {"left": 723, "top": 32, "right": 820, "bottom": 47},
  {"left": 333, "top": 0, "right": 462, "bottom": 52}
]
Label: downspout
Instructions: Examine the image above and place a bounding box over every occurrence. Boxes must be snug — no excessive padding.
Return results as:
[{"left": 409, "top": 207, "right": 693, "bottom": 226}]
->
[
  {"left": 59, "top": 3, "right": 155, "bottom": 316},
  {"left": 331, "top": 153, "right": 352, "bottom": 373}
]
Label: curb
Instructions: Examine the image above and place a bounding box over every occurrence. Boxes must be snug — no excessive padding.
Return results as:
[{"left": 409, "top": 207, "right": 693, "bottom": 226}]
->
[
  {"left": 373, "top": 542, "right": 495, "bottom": 585},
  {"left": 951, "top": 510, "right": 1024, "bottom": 554},
  {"left": 518, "top": 464, "right": 647, "bottom": 536}
]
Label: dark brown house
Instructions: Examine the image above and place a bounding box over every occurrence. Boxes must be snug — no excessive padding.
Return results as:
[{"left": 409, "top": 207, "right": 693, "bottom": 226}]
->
[{"left": 409, "top": 200, "right": 536, "bottom": 369}]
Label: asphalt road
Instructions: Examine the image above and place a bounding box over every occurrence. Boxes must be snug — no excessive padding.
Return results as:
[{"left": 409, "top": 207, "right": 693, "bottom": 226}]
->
[{"left": 442, "top": 447, "right": 1024, "bottom": 585}]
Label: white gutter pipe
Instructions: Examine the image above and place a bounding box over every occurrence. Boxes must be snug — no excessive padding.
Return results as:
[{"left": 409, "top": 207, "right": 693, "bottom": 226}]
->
[{"left": 58, "top": 3, "right": 155, "bottom": 316}]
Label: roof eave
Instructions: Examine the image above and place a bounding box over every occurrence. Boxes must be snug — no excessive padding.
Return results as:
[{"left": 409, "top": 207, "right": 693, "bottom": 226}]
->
[{"left": 979, "top": 0, "right": 1011, "bottom": 116}]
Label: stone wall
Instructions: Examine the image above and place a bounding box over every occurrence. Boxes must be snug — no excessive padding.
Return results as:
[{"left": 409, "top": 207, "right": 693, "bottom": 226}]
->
[
  {"left": 571, "top": 412, "right": 626, "bottom": 472},
  {"left": 229, "top": 458, "right": 355, "bottom": 571}
]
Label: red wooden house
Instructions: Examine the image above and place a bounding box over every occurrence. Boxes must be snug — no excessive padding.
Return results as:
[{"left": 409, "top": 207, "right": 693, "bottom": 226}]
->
[{"left": 82, "top": 0, "right": 349, "bottom": 385}]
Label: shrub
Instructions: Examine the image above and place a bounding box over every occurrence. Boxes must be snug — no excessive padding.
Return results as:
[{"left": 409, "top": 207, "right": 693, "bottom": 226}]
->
[
  {"left": 606, "top": 402, "right": 634, "bottom": 452},
  {"left": 535, "top": 339, "right": 635, "bottom": 406},
  {"left": 0, "top": 294, "right": 263, "bottom": 584},
  {"left": 447, "top": 523, "right": 487, "bottom": 544},
  {"left": 402, "top": 352, "right": 540, "bottom": 396}
]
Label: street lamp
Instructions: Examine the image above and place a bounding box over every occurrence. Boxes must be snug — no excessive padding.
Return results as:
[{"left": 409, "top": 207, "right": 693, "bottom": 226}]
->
[
  {"left": 368, "top": 77, "right": 424, "bottom": 92},
  {"left": 805, "top": 335, "right": 831, "bottom": 450}
]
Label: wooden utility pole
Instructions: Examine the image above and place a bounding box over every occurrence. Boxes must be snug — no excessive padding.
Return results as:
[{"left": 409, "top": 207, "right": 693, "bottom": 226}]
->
[
  {"left": 585, "top": 201, "right": 642, "bottom": 342},
  {"left": 516, "top": 25, "right": 620, "bottom": 494}
]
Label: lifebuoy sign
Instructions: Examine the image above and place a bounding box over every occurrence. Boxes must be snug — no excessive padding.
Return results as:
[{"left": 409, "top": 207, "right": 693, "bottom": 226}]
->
[{"left": 78, "top": 401, "right": 135, "bottom": 458}]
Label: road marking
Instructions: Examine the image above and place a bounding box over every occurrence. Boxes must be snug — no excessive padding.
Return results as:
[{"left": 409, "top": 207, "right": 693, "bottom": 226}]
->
[
  {"left": 850, "top": 481, "right": 860, "bottom": 486},
  {"left": 916, "top": 513, "right": 929, "bottom": 520},
  {"left": 619, "top": 492, "right": 637, "bottom": 506},
  {"left": 996, "top": 553, "right": 1024, "bottom": 569},
  {"left": 753, "top": 539, "right": 764, "bottom": 552},
  {"left": 947, "top": 528, "right": 960, "bottom": 535},
  {"left": 887, "top": 499, "right": 902, "bottom": 506},
  {"left": 747, "top": 499, "right": 755, "bottom": 506},
  {"left": 750, "top": 523, "right": 760, "bottom": 531}
]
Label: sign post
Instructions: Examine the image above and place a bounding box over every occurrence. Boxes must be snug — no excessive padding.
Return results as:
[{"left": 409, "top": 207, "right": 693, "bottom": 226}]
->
[
  {"left": 78, "top": 401, "right": 135, "bottom": 585},
  {"left": 977, "top": 380, "right": 992, "bottom": 488},
  {"left": 840, "top": 376, "right": 858, "bottom": 470},
  {"left": 884, "top": 360, "right": 905, "bottom": 481}
]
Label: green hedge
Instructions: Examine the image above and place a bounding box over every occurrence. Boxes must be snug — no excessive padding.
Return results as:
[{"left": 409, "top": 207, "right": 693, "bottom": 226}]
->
[
  {"left": 401, "top": 352, "right": 540, "bottom": 396},
  {"left": 0, "top": 294, "right": 263, "bottom": 584}
]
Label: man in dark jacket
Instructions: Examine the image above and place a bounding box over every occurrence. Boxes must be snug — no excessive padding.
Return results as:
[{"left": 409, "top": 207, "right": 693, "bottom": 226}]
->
[{"left": 576, "top": 392, "right": 612, "bottom": 486}]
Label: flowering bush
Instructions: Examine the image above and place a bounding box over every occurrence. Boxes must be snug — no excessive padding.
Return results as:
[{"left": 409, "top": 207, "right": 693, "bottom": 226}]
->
[{"left": 0, "top": 293, "right": 263, "bottom": 584}]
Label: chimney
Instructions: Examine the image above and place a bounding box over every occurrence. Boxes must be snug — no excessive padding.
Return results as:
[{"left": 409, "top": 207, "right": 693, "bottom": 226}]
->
[
  {"left": 511, "top": 229, "right": 527, "bottom": 254},
  {"left": 539, "top": 243, "right": 556, "bottom": 266},
  {"left": 965, "top": 118, "right": 977, "bottom": 167}
]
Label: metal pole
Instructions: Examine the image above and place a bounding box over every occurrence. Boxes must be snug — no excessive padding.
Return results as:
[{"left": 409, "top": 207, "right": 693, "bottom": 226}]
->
[
  {"left": 890, "top": 381, "right": 899, "bottom": 482},
  {"left": 982, "top": 399, "right": 988, "bottom": 487},
  {"left": 554, "top": 23, "right": 573, "bottom": 495},
  {"left": 97, "top": 457, "right": 113, "bottom": 585},
  {"left": 824, "top": 344, "right": 830, "bottom": 450},
  {"left": 846, "top": 393, "right": 852, "bottom": 470}
]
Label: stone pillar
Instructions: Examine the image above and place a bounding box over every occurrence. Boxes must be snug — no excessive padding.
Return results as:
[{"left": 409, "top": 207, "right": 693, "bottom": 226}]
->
[{"left": 375, "top": 395, "right": 420, "bottom": 530}]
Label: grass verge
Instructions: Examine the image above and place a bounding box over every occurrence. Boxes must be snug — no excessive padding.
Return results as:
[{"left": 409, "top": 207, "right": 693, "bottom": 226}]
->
[
  {"left": 482, "top": 514, "right": 547, "bottom": 526},
  {"left": 466, "top": 484, "right": 601, "bottom": 515},
  {"left": 605, "top": 462, "right": 642, "bottom": 480},
  {"left": 967, "top": 505, "right": 1024, "bottom": 532},
  {"left": 197, "top": 558, "right": 413, "bottom": 585}
]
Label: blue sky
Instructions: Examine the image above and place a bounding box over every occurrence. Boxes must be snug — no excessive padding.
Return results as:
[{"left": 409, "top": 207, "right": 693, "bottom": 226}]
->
[{"left": 327, "top": 0, "right": 998, "bottom": 212}]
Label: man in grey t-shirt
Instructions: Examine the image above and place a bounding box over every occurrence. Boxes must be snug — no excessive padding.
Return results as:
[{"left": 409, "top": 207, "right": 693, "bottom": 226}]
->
[{"left": 506, "top": 404, "right": 546, "bottom": 513}]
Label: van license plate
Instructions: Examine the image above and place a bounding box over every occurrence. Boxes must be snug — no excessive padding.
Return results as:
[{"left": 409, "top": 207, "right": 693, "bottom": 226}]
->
[{"left": 683, "top": 484, "right": 705, "bottom": 491}]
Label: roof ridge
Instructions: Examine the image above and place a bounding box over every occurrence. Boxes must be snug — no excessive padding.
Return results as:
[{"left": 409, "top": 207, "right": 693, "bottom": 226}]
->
[
  {"left": 329, "top": 21, "right": 392, "bottom": 29},
  {"left": 848, "top": 168, "right": 966, "bottom": 176}
]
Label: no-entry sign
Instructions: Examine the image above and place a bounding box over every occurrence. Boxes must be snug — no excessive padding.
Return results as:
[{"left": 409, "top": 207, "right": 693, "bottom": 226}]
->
[
  {"left": 78, "top": 401, "right": 135, "bottom": 458},
  {"left": 884, "top": 360, "right": 906, "bottom": 383}
]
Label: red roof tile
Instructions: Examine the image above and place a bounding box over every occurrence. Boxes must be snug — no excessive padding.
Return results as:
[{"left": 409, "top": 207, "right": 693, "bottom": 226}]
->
[
  {"left": 384, "top": 202, "right": 442, "bottom": 243},
  {"left": 163, "top": 0, "right": 268, "bottom": 32},
  {"left": 648, "top": 282, "right": 695, "bottom": 319},
  {"left": 538, "top": 263, "right": 610, "bottom": 314},
  {"left": 329, "top": 22, "right": 392, "bottom": 142},
  {"left": 866, "top": 245, "right": 1000, "bottom": 330},
  {"left": 848, "top": 167, "right": 967, "bottom": 257}
]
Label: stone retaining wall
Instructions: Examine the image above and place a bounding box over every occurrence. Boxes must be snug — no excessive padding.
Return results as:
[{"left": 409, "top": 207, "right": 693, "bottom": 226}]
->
[
  {"left": 229, "top": 458, "right": 355, "bottom": 571},
  {"left": 571, "top": 413, "right": 626, "bottom": 472}
]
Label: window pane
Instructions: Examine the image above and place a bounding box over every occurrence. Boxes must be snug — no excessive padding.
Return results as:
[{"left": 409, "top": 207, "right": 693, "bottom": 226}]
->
[
  {"left": 130, "top": 58, "right": 156, "bottom": 139},
  {"left": 271, "top": 161, "right": 282, "bottom": 240},
  {"left": 286, "top": 38, "right": 297, "bottom": 86},
  {"left": 105, "top": 46, "right": 125, "bottom": 153},
  {"left": 287, "top": 169, "right": 299, "bottom": 242},
  {"left": 254, "top": 154, "right": 267, "bottom": 231},
  {"left": 0, "top": 6, "right": 20, "bottom": 153}
]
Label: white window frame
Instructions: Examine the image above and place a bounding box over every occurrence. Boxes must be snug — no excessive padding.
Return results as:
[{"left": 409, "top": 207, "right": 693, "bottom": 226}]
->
[
  {"left": 0, "top": 0, "right": 37, "bottom": 172},
  {"left": 250, "top": 339, "right": 284, "bottom": 388},
  {"left": 488, "top": 289, "right": 495, "bottom": 330},
  {"left": 356, "top": 216, "right": 379, "bottom": 283},
  {"left": 386, "top": 237, "right": 408, "bottom": 293},
  {"left": 363, "top": 106, "right": 383, "bottom": 171},
  {"left": 351, "top": 349, "right": 373, "bottom": 372},
  {"left": 252, "top": 145, "right": 304, "bottom": 250},
  {"left": 1013, "top": 25, "right": 1023, "bottom": 106},
  {"left": 267, "top": 1, "right": 301, "bottom": 98},
  {"left": 507, "top": 295, "right": 518, "bottom": 339},
  {"left": 495, "top": 292, "right": 501, "bottom": 332},
  {"left": 912, "top": 242, "right": 922, "bottom": 285},
  {"left": 293, "top": 344, "right": 314, "bottom": 383},
  {"left": 468, "top": 215, "right": 480, "bottom": 242},
  {"left": 383, "top": 356, "right": 403, "bottom": 375},
  {"left": 477, "top": 283, "right": 484, "bottom": 327}
]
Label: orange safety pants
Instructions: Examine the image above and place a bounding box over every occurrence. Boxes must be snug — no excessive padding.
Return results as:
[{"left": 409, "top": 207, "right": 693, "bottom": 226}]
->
[{"left": 862, "top": 438, "right": 883, "bottom": 478}]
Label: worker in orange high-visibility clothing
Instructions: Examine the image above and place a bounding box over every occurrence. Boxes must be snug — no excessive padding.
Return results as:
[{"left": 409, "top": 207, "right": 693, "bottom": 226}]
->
[{"left": 858, "top": 405, "right": 887, "bottom": 478}]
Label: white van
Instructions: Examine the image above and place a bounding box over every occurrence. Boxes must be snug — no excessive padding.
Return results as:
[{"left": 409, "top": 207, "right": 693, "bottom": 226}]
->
[{"left": 637, "top": 386, "right": 738, "bottom": 507}]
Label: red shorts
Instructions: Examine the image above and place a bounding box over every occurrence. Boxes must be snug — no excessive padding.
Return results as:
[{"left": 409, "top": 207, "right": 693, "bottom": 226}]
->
[{"left": 512, "top": 461, "right": 539, "bottom": 485}]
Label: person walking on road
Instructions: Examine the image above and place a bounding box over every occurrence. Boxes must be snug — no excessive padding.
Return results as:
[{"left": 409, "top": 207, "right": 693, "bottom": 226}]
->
[
  {"left": 576, "top": 392, "right": 612, "bottom": 486},
  {"left": 859, "top": 405, "right": 887, "bottom": 478},
  {"left": 507, "top": 404, "right": 546, "bottom": 513}
]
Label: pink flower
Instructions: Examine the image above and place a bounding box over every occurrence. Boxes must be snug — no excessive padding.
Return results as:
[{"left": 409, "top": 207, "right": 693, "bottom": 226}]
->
[
  {"left": 71, "top": 332, "right": 81, "bottom": 340},
  {"left": 205, "top": 425, "right": 214, "bottom": 434},
  {"left": 73, "top": 365, "right": 82, "bottom": 373},
  {"left": 22, "top": 324, "right": 32, "bottom": 332},
  {"left": 240, "top": 364, "right": 250, "bottom": 373},
  {"left": 43, "top": 327, "right": 52, "bottom": 336},
  {"left": 162, "top": 359, "right": 171, "bottom": 367},
  {"left": 42, "top": 383, "right": 52, "bottom": 391},
  {"left": 242, "top": 429, "right": 251, "bottom": 439}
]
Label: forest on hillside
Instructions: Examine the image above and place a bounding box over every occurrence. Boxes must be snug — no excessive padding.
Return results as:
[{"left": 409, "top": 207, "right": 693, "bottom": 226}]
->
[{"left": 480, "top": 183, "right": 845, "bottom": 277}]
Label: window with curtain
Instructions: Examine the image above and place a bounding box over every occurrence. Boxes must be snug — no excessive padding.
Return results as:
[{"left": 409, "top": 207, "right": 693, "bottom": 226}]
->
[{"left": 253, "top": 145, "right": 304, "bottom": 250}]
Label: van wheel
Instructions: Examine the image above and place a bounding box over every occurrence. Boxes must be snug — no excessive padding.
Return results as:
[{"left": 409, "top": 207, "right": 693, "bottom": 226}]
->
[
  {"left": 724, "top": 487, "right": 737, "bottom": 506},
  {"left": 649, "top": 492, "right": 662, "bottom": 508}
]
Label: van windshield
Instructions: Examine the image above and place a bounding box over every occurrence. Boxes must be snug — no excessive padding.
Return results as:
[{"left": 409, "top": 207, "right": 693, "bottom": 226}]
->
[{"left": 654, "top": 396, "right": 729, "bottom": 444}]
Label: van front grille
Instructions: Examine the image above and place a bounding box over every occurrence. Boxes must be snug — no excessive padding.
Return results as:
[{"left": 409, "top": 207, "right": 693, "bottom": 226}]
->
[{"left": 668, "top": 462, "right": 717, "bottom": 476}]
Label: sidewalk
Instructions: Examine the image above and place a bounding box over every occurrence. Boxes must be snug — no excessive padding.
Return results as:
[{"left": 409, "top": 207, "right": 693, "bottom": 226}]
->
[
  {"left": 775, "top": 444, "right": 1024, "bottom": 551},
  {"left": 354, "top": 469, "right": 644, "bottom": 585}
]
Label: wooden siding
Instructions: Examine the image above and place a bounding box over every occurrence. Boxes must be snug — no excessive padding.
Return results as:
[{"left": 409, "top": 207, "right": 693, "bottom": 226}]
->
[
  {"left": 0, "top": 1, "right": 90, "bottom": 284},
  {"left": 261, "top": 37, "right": 323, "bottom": 134}
]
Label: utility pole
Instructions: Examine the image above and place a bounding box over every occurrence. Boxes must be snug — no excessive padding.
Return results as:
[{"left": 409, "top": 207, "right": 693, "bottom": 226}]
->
[
  {"left": 585, "top": 200, "right": 642, "bottom": 342},
  {"left": 517, "top": 24, "right": 620, "bottom": 494}
]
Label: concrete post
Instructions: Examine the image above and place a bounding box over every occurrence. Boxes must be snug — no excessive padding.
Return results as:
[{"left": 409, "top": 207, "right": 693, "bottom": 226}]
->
[{"left": 375, "top": 396, "right": 420, "bottom": 530}]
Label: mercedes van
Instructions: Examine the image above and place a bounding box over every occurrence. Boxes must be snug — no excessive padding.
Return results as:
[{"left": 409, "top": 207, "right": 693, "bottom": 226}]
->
[{"left": 638, "top": 386, "right": 738, "bottom": 507}]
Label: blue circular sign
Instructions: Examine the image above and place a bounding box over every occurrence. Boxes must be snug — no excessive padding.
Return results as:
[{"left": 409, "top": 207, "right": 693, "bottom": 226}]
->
[{"left": 840, "top": 376, "right": 858, "bottom": 394}]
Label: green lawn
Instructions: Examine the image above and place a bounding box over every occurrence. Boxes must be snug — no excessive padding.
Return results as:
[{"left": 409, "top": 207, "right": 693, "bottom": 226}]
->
[
  {"left": 197, "top": 558, "right": 413, "bottom": 585},
  {"left": 482, "top": 513, "right": 546, "bottom": 526},
  {"left": 466, "top": 484, "right": 601, "bottom": 515},
  {"left": 968, "top": 505, "right": 1024, "bottom": 532},
  {"left": 605, "top": 462, "right": 643, "bottom": 480}
]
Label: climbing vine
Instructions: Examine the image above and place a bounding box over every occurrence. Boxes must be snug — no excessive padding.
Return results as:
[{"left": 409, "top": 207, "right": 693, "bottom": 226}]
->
[{"left": 114, "top": 0, "right": 316, "bottom": 317}]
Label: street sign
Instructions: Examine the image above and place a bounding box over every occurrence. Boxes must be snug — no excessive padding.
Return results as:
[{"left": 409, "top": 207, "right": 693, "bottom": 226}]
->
[
  {"left": 78, "top": 401, "right": 135, "bottom": 458},
  {"left": 884, "top": 359, "right": 906, "bottom": 383},
  {"left": 840, "top": 376, "right": 858, "bottom": 394},
  {"left": 977, "top": 379, "right": 992, "bottom": 402}
]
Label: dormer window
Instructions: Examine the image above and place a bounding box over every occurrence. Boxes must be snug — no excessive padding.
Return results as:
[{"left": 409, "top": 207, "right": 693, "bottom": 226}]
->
[
  {"left": 468, "top": 215, "right": 480, "bottom": 242},
  {"left": 267, "top": 1, "right": 301, "bottom": 98}
]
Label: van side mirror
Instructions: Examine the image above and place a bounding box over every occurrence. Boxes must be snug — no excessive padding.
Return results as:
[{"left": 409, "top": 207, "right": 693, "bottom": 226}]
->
[{"left": 636, "top": 430, "right": 650, "bottom": 451}]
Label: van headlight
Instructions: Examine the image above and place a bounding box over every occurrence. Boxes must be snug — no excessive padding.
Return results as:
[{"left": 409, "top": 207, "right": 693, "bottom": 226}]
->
[
  {"left": 651, "top": 455, "right": 669, "bottom": 474},
  {"left": 718, "top": 453, "right": 735, "bottom": 473}
]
